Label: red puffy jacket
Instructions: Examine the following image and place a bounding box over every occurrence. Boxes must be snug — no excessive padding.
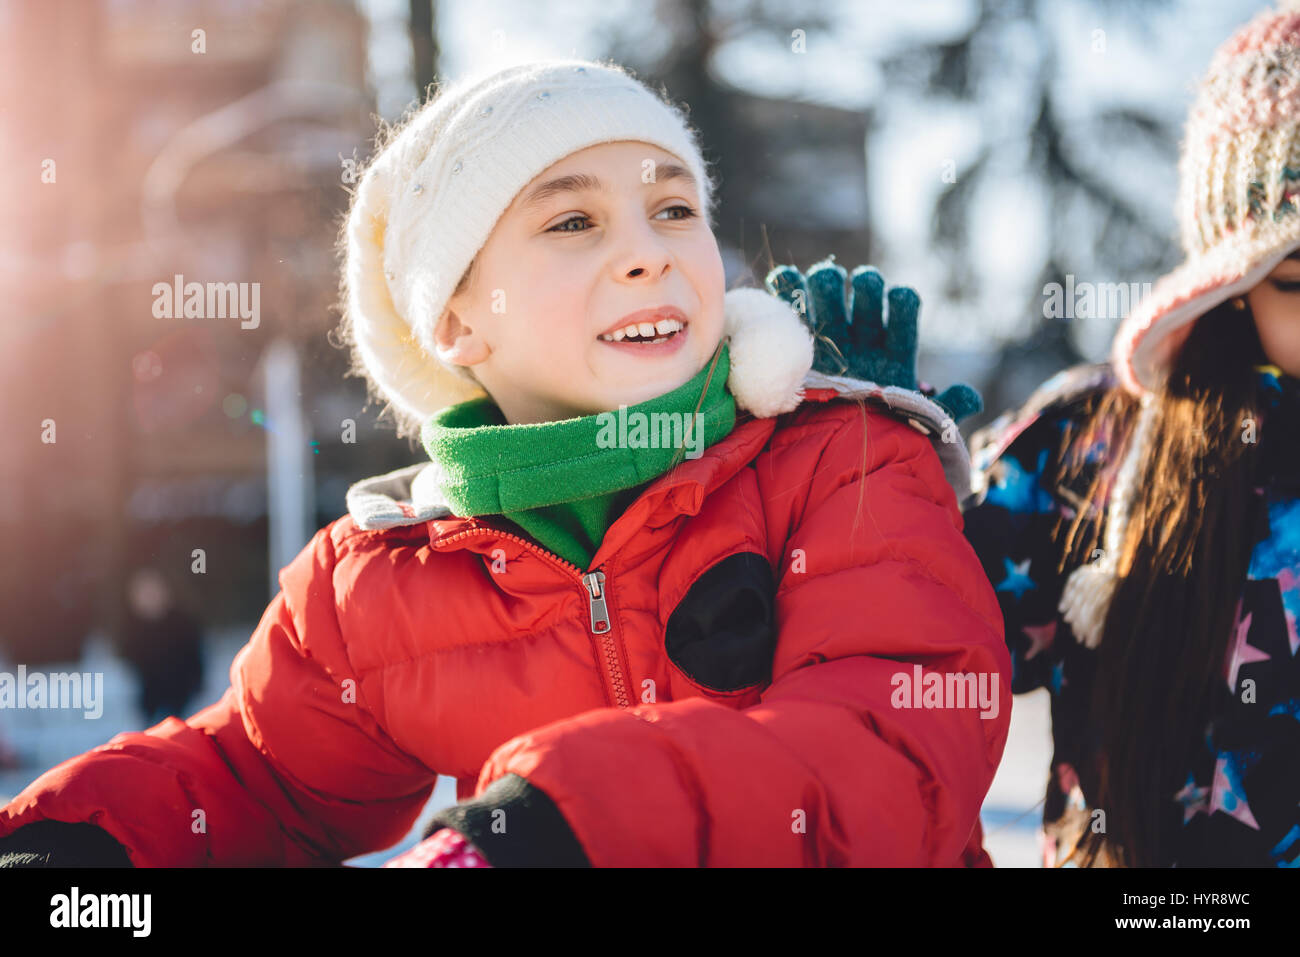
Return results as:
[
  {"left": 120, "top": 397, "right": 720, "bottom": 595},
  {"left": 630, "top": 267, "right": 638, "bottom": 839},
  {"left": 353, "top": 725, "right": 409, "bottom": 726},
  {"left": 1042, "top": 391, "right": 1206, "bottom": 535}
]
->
[{"left": 0, "top": 394, "right": 1009, "bottom": 866}]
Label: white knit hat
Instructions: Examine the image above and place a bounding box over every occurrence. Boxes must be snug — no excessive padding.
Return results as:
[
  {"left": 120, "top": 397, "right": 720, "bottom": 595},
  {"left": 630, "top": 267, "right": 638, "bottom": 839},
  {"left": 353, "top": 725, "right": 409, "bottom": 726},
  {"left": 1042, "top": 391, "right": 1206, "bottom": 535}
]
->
[{"left": 340, "top": 58, "right": 719, "bottom": 435}]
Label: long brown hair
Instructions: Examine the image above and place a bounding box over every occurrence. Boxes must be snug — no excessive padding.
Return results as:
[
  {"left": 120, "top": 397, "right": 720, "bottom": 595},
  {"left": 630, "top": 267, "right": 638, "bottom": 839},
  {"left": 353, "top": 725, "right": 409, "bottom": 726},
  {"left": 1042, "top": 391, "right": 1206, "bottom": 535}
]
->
[{"left": 1056, "top": 298, "right": 1269, "bottom": 866}]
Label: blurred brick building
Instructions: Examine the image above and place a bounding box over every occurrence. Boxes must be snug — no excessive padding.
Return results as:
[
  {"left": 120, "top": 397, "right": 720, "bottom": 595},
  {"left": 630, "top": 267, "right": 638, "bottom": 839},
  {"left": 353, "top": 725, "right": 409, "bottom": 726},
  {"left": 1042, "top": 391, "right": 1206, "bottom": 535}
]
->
[{"left": 0, "top": 0, "right": 394, "bottom": 662}]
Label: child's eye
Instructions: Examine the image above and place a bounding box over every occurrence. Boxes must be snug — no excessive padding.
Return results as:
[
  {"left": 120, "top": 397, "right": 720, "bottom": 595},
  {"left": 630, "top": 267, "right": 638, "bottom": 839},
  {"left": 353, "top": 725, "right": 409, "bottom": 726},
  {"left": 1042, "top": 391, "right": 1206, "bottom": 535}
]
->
[
  {"left": 657, "top": 204, "right": 699, "bottom": 222},
  {"left": 547, "top": 205, "right": 698, "bottom": 234},
  {"left": 549, "top": 214, "right": 592, "bottom": 233},
  {"left": 1271, "top": 278, "right": 1300, "bottom": 292}
]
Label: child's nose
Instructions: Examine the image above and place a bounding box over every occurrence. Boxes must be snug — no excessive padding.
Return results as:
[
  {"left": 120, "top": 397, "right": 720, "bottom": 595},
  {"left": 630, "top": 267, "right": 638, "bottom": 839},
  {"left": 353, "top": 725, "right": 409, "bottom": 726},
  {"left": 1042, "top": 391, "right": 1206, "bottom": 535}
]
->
[
  {"left": 626, "top": 263, "right": 667, "bottom": 279},
  {"left": 606, "top": 208, "right": 676, "bottom": 282},
  {"left": 615, "top": 237, "right": 673, "bottom": 282}
]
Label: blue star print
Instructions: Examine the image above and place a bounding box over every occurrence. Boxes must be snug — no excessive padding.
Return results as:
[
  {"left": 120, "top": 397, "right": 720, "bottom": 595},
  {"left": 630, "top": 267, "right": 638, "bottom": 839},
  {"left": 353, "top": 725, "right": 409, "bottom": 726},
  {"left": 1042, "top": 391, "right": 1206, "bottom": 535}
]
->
[
  {"left": 1268, "top": 697, "right": 1300, "bottom": 721},
  {"left": 1248, "top": 499, "right": 1300, "bottom": 580},
  {"left": 996, "top": 557, "right": 1036, "bottom": 600},
  {"left": 984, "top": 449, "right": 1055, "bottom": 515}
]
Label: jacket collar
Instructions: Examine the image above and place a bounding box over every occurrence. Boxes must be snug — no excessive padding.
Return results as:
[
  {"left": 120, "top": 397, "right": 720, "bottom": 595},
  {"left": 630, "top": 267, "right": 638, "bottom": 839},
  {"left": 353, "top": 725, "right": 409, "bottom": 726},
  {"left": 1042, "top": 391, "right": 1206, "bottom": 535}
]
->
[{"left": 349, "top": 411, "right": 778, "bottom": 561}]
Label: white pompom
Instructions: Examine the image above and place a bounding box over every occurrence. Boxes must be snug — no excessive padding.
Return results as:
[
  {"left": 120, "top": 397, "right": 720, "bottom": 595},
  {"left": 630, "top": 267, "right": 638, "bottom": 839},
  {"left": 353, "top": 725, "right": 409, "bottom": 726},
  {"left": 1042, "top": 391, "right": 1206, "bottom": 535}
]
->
[
  {"left": 722, "top": 287, "right": 814, "bottom": 418},
  {"left": 1059, "top": 561, "right": 1116, "bottom": 650}
]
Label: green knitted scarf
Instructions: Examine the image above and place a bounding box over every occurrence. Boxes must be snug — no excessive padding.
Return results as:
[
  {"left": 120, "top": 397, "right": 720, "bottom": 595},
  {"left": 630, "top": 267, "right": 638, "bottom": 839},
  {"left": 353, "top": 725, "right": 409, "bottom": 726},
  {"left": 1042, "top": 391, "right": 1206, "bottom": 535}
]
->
[{"left": 420, "top": 343, "right": 736, "bottom": 569}]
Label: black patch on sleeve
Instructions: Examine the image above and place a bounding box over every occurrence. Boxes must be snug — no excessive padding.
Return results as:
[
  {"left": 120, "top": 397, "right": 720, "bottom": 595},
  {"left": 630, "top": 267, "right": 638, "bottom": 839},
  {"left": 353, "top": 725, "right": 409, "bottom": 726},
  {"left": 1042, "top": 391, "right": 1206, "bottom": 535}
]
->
[{"left": 665, "top": 551, "right": 777, "bottom": 692}]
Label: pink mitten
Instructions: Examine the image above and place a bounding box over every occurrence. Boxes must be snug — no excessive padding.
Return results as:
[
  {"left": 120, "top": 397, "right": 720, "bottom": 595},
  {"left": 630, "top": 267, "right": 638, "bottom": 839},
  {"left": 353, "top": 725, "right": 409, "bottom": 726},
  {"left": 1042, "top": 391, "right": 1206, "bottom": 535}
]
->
[{"left": 383, "top": 828, "right": 493, "bottom": 868}]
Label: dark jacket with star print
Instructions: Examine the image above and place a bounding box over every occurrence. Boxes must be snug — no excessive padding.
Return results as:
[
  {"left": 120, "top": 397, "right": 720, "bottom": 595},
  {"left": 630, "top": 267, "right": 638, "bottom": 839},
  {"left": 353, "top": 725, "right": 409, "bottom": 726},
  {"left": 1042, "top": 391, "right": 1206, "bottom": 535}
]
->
[{"left": 962, "top": 361, "right": 1300, "bottom": 867}]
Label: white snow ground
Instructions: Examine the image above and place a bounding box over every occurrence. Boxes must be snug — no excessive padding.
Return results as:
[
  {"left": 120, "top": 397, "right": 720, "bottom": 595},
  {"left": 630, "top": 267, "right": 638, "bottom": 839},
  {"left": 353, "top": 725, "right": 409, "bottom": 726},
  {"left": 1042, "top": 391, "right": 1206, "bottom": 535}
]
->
[{"left": 0, "top": 626, "right": 1049, "bottom": 867}]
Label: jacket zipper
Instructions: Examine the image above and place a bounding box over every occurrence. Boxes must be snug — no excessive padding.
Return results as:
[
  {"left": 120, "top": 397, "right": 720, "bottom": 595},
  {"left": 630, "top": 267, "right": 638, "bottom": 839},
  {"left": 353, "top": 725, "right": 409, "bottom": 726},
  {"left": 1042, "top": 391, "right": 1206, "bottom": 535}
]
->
[{"left": 432, "top": 524, "right": 633, "bottom": 708}]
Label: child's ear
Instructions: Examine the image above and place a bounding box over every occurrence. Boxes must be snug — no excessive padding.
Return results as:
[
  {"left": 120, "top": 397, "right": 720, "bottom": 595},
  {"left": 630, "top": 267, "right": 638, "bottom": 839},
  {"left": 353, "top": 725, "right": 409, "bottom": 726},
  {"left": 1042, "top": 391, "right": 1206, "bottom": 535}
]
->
[{"left": 432, "top": 305, "right": 490, "bottom": 368}]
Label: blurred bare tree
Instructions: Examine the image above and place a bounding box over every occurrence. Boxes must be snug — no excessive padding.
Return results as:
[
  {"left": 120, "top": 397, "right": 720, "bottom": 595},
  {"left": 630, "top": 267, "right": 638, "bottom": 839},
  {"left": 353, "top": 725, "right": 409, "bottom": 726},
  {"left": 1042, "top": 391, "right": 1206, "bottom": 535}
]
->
[
  {"left": 410, "top": 0, "right": 440, "bottom": 98},
  {"left": 880, "top": 0, "right": 1180, "bottom": 421}
]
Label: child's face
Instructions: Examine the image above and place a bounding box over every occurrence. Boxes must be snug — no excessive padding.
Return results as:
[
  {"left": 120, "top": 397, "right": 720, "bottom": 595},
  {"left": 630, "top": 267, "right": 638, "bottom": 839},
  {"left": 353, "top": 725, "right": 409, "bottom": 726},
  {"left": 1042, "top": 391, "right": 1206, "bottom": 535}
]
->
[
  {"left": 432, "top": 140, "right": 726, "bottom": 424},
  {"left": 1247, "top": 248, "right": 1300, "bottom": 378}
]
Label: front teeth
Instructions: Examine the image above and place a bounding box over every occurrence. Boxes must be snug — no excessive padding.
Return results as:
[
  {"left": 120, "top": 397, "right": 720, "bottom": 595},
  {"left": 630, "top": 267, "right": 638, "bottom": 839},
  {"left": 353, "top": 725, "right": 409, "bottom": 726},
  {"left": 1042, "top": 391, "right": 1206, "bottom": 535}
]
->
[{"left": 600, "top": 317, "right": 685, "bottom": 341}]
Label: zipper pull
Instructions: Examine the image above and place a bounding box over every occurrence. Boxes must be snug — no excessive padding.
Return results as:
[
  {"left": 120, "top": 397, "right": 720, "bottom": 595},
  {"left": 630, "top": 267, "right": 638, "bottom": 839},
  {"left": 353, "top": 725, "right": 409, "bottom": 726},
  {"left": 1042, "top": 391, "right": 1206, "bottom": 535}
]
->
[{"left": 582, "top": 571, "right": 610, "bottom": 634}]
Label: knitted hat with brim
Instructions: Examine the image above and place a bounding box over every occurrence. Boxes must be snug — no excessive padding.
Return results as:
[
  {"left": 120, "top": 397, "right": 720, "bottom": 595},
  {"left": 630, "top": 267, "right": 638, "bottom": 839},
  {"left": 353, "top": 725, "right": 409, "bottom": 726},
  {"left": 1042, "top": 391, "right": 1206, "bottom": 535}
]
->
[
  {"left": 1066, "top": 2, "right": 1300, "bottom": 647},
  {"left": 1113, "top": 1, "right": 1300, "bottom": 396}
]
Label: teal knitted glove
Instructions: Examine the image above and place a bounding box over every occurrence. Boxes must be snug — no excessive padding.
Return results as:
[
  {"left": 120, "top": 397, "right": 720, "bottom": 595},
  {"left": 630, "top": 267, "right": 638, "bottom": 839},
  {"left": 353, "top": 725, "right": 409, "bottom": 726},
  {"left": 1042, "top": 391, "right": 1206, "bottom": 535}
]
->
[{"left": 764, "top": 256, "right": 982, "bottom": 423}]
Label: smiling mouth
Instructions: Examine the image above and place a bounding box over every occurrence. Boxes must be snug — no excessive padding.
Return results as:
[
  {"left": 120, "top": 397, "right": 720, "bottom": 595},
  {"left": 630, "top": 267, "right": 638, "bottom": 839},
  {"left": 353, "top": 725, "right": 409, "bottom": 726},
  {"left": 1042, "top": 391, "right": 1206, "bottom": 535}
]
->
[{"left": 597, "top": 317, "right": 687, "bottom": 344}]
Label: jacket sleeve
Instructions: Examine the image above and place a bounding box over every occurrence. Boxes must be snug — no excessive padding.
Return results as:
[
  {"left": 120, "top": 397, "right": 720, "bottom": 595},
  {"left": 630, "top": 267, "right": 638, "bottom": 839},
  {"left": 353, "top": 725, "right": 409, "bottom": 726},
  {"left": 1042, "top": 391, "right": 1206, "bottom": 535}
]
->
[
  {"left": 438, "top": 405, "right": 1011, "bottom": 866},
  {"left": 0, "top": 523, "right": 437, "bottom": 866}
]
